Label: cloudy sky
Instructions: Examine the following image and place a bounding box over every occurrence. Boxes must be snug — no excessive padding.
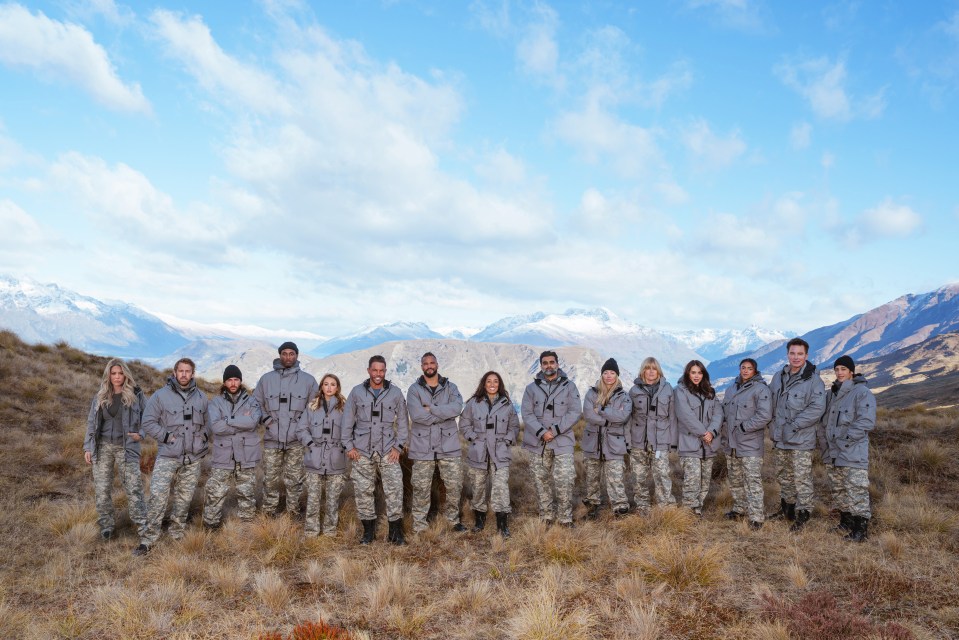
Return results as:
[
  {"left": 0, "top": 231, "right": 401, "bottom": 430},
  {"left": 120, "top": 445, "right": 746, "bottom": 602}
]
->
[{"left": 1, "top": 0, "right": 956, "bottom": 337}]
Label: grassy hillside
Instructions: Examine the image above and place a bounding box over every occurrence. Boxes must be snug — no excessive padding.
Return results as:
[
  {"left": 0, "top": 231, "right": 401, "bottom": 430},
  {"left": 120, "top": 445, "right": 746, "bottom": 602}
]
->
[{"left": 1, "top": 330, "right": 957, "bottom": 639}]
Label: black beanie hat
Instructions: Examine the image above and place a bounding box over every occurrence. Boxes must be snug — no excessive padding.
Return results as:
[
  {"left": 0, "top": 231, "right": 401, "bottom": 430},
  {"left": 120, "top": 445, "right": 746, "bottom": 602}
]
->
[
  {"left": 833, "top": 355, "right": 855, "bottom": 373},
  {"left": 601, "top": 358, "right": 620, "bottom": 376},
  {"left": 278, "top": 341, "right": 299, "bottom": 355},
  {"left": 223, "top": 364, "right": 243, "bottom": 381}
]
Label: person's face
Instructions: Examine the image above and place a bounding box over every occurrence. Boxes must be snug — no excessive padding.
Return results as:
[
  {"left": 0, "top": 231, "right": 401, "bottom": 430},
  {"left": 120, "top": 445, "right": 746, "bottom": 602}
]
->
[
  {"left": 322, "top": 377, "right": 339, "bottom": 398},
  {"left": 279, "top": 348, "right": 297, "bottom": 368},
  {"left": 689, "top": 366, "right": 704, "bottom": 386},
  {"left": 739, "top": 362, "right": 756, "bottom": 381},
  {"left": 642, "top": 366, "right": 659, "bottom": 385},
  {"left": 368, "top": 362, "right": 386, "bottom": 386},
  {"left": 175, "top": 363, "right": 194, "bottom": 387},
  {"left": 834, "top": 365, "right": 853, "bottom": 383},
  {"left": 540, "top": 356, "right": 558, "bottom": 378},
  {"left": 787, "top": 345, "right": 807, "bottom": 372},
  {"left": 484, "top": 374, "right": 500, "bottom": 396},
  {"left": 602, "top": 370, "right": 618, "bottom": 386},
  {"left": 109, "top": 365, "right": 125, "bottom": 391},
  {"left": 225, "top": 377, "right": 242, "bottom": 394},
  {"left": 421, "top": 356, "right": 438, "bottom": 378}
]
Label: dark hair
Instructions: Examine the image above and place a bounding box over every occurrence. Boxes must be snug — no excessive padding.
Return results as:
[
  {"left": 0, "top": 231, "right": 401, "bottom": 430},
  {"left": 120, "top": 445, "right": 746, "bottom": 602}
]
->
[
  {"left": 539, "top": 350, "right": 559, "bottom": 364},
  {"left": 368, "top": 355, "right": 386, "bottom": 367},
  {"left": 473, "top": 371, "right": 510, "bottom": 402},
  {"left": 682, "top": 360, "right": 715, "bottom": 399},
  {"left": 785, "top": 337, "right": 809, "bottom": 354},
  {"left": 173, "top": 357, "right": 196, "bottom": 373},
  {"left": 739, "top": 358, "right": 758, "bottom": 371},
  {"left": 421, "top": 352, "right": 437, "bottom": 362}
]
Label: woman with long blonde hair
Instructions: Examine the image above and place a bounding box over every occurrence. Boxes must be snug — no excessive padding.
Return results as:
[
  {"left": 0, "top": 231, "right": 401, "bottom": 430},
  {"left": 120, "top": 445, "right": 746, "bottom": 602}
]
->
[
  {"left": 581, "top": 358, "right": 632, "bottom": 519},
  {"left": 628, "top": 357, "right": 677, "bottom": 513},
  {"left": 83, "top": 358, "right": 147, "bottom": 540},
  {"left": 295, "top": 373, "right": 349, "bottom": 537}
]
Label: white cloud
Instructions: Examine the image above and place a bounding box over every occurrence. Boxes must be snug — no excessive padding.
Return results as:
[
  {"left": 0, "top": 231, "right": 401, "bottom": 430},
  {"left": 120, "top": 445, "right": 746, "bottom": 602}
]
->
[
  {"left": 516, "top": 2, "right": 561, "bottom": 85},
  {"left": 685, "top": 0, "right": 772, "bottom": 32},
  {"left": 469, "top": 0, "right": 511, "bottom": 36},
  {"left": 790, "top": 121, "right": 812, "bottom": 149},
  {"left": 858, "top": 198, "right": 922, "bottom": 237},
  {"left": 474, "top": 148, "right": 528, "bottom": 186},
  {"left": 681, "top": 119, "right": 746, "bottom": 170},
  {"left": 0, "top": 199, "right": 46, "bottom": 247},
  {"left": 63, "top": 0, "right": 134, "bottom": 26},
  {"left": 821, "top": 151, "right": 835, "bottom": 169},
  {"left": 775, "top": 54, "right": 885, "bottom": 121},
  {"left": 0, "top": 4, "right": 150, "bottom": 113}
]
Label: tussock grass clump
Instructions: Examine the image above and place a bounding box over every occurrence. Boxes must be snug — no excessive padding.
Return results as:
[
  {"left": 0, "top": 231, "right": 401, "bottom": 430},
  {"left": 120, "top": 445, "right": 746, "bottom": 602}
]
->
[
  {"left": 254, "top": 568, "right": 292, "bottom": 612},
  {"left": 446, "top": 578, "right": 493, "bottom": 613},
  {"left": 361, "top": 560, "right": 419, "bottom": 612},
  {"left": 507, "top": 565, "right": 594, "bottom": 640},
  {"left": 878, "top": 532, "right": 904, "bottom": 559},
  {"left": 45, "top": 500, "right": 96, "bottom": 536},
  {"left": 329, "top": 555, "right": 366, "bottom": 590},
  {"left": 208, "top": 561, "right": 250, "bottom": 598},
  {"left": 880, "top": 489, "right": 959, "bottom": 535},
  {"left": 760, "top": 590, "right": 913, "bottom": 639},
  {"left": 616, "top": 505, "right": 696, "bottom": 539},
  {"left": 636, "top": 535, "right": 726, "bottom": 590},
  {"left": 785, "top": 562, "right": 810, "bottom": 589},
  {"left": 251, "top": 515, "right": 302, "bottom": 566},
  {"left": 899, "top": 439, "right": 951, "bottom": 476}
]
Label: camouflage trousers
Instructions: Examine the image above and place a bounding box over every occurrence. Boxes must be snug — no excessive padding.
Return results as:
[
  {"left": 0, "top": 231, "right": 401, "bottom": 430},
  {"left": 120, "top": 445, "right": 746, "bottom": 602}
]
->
[
  {"left": 352, "top": 452, "right": 403, "bottom": 521},
  {"left": 629, "top": 449, "right": 676, "bottom": 511},
  {"left": 826, "top": 464, "right": 871, "bottom": 518},
  {"left": 202, "top": 464, "right": 257, "bottom": 527},
  {"left": 304, "top": 472, "right": 347, "bottom": 537},
  {"left": 728, "top": 452, "right": 765, "bottom": 523},
  {"left": 680, "top": 456, "right": 714, "bottom": 515},
  {"left": 583, "top": 457, "right": 628, "bottom": 511},
  {"left": 411, "top": 458, "right": 463, "bottom": 532},
  {"left": 468, "top": 461, "right": 511, "bottom": 514},
  {"left": 143, "top": 456, "right": 202, "bottom": 545},
  {"left": 774, "top": 448, "right": 814, "bottom": 511},
  {"left": 91, "top": 442, "right": 146, "bottom": 536},
  {"left": 530, "top": 450, "right": 574, "bottom": 524},
  {"left": 262, "top": 444, "right": 305, "bottom": 516}
]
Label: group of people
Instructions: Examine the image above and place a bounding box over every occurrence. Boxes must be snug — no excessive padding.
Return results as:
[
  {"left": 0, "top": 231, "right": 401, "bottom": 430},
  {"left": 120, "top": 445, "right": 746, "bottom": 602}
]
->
[{"left": 83, "top": 337, "right": 876, "bottom": 556}]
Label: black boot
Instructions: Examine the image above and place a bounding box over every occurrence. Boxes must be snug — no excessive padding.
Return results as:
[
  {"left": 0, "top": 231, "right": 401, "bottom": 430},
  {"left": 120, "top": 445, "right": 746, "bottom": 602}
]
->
[
  {"left": 769, "top": 498, "right": 790, "bottom": 520},
  {"left": 847, "top": 516, "right": 869, "bottom": 542},
  {"left": 786, "top": 502, "right": 797, "bottom": 522},
  {"left": 789, "top": 509, "right": 810, "bottom": 532},
  {"left": 388, "top": 519, "right": 406, "bottom": 546},
  {"left": 725, "top": 511, "right": 744, "bottom": 521},
  {"left": 359, "top": 519, "right": 376, "bottom": 545},
  {"left": 585, "top": 503, "right": 600, "bottom": 521},
  {"left": 495, "top": 512, "right": 511, "bottom": 538},
  {"left": 834, "top": 511, "right": 853, "bottom": 533},
  {"left": 472, "top": 509, "right": 487, "bottom": 533}
]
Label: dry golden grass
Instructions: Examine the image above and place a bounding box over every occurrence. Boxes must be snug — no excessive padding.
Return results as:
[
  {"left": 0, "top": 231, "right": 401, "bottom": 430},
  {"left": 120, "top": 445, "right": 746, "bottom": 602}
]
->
[{"left": 2, "top": 332, "right": 959, "bottom": 638}]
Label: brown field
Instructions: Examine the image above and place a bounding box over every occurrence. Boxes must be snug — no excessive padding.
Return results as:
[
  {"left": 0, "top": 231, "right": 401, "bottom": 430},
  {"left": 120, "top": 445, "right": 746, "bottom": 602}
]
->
[{"left": 1, "top": 330, "right": 958, "bottom": 639}]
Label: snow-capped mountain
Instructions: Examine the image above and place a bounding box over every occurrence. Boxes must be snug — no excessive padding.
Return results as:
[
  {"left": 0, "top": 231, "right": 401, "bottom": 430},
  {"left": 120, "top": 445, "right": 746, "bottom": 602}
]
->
[
  {"left": 708, "top": 282, "right": 959, "bottom": 384},
  {"left": 309, "top": 321, "right": 446, "bottom": 358},
  {"left": 0, "top": 275, "right": 189, "bottom": 358},
  {"left": 470, "top": 308, "right": 701, "bottom": 381},
  {"left": 667, "top": 326, "right": 790, "bottom": 362},
  {"left": 149, "top": 311, "right": 327, "bottom": 352}
]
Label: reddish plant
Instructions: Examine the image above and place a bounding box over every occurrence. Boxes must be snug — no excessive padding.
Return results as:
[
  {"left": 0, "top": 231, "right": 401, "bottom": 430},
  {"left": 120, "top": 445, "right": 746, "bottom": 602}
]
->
[
  {"left": 761, "top": 591, "right": 913, "bottom": 640},
  {"left": 259, "top": 620, "right": 354, "bottom": 640}
]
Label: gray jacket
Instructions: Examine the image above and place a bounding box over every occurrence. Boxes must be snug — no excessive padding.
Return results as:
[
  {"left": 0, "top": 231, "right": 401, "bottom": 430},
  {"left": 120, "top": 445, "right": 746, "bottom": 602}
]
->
[
  {"left": 142, "top": 377, "right": 209, "bottom": 463},
  {"left": 674, "top": 382, "right": 723, "bottom": 459},
  {"left": 343, "top": 380, "right": 409, "bottom": 457},
  {"left": 628, "top": 379, "right": 676, "bottom": 452},
  {"left": 818, "top": 375, "right": 875, "bottom": 469},
  {"left": 581, "top": 385, "right": 632, "bottom": 459},
  {"left": 208, "top": 388, "right": 262, "bottom": 470},
  {"left": 768, "top": 361, "right": 826, "bottom": 451},
  {"left": 84, "top": 387, "right": 146, "bottom": 463},
  {"left": 254, "top": 360, "right": 318, "bottom": 450},
  {"left": 521, "top": 370, "right": 582, "bottom": 456},
  {"left": 406, "top": 376, "right": 464, "bottom": 461},
  {"left": 461, "top": 394, "right": 519, "bottom": 470},
  {"left": 296, "top": 397, "right": 347, "bottom": 475},
  {"left": 721, "top": 375, "right": 772, "bottom": 458}
]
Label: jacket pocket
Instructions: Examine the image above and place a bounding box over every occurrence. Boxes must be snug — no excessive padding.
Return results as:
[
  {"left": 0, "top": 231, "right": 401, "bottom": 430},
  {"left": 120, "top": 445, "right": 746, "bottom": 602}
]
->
[
  {"left": 408, "top": 427, "right": 431, "bottom": 456},
  {"left": 495, "top": 439, "right": 512, "bottom": 463},
  {"left": 606, "top": 432, "right": 628, "bottom": 456},
  {"left": 212, "top": 440, "right": 233, "bottom": 466},
  {"left": 580, "top": 427, "right": 598, "bottom": 455}
]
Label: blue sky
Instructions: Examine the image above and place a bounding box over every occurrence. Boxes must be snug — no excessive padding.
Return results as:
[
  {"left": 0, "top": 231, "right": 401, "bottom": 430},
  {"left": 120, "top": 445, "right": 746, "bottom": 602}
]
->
[{"left": 1, "top": 0, "right": 957, "bottom": 336}]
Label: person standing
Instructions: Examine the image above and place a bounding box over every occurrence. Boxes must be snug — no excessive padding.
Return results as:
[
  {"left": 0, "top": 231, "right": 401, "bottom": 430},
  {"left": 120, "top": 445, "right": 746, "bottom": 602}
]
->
[
  {"left": 297, "top": 374, "right": 349, "bottom": 538},
  {"left": 720, "top": 358, "right": 771, "bottom": 529},
  {"left": 344, "top": 355, "right": 409, "bottom": 545},
  {"left": 819, "top": 356, "right": 875, "bottom": 542},
  {"left": 407, "top": 352, "right": 466, "bottom": 534},
  {"left": 254, "top": 342, "right": 318, "bottom": 518},
  {"left": 136, "top": 358, "right": 209, "bottom": 555},
  {"left": 521, "top": 351, "right": 582, "bottom": 526},
  {"left": 674, "top": 360, "right": 722, "bottom": 516},
  {"left": 83, "top": 359, "right": 148, "bottom": 541},
  {"left": 768, "top": 338, "right": 826, "bottom": 531},
  {"left": 202, "top": 365, "right": 262, "bottom": 528},
  {"left": 628, "top": 357, "right": 677, "bottom": 513},
  {"left": 581, "top": 358, "right": 632, "bottom": 519},
  {"left": 461, "top": 371, "right": 520, "bottom": 537}
]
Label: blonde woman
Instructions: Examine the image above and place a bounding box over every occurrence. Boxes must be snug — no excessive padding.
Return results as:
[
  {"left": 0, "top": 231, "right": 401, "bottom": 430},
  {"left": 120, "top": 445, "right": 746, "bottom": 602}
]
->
[
  {"left": 581, "top": 358, "right": 633, "bottom": 519},
  {"left": 296, "top": 374, "right": 348, "bottom": 537},
  {"left": 628, "top": 357, "right": 677, "bottom": 513},
  {"left": 83, "top": 359, "right": 147, "bottom": 541}
]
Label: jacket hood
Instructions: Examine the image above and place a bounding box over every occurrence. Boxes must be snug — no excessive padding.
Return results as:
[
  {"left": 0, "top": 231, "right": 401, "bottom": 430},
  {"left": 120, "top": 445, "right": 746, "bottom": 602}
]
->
[
  {"left": 363, "top": 379, "right": 393, "bottom": 391},
  {"left": 417, "top": 375, "right": 449, "bottom": 387},
  {"left": 535, "top": 368, "right": 569, "bottom": 382},
  {"left": 272, "top": 358, "right": 301, "bottom": 373},
  {"left": 166, "top": 376, "right": 197, "bottom": 394},
  {"left": 782, "top": 360, "right": 817, "bottom": 380},
  {"left": 735, "top": 374, "right": 767, "bottom": 390},
  {"left": 831, "top": 373, "right": 869, "bottom": 394}
]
